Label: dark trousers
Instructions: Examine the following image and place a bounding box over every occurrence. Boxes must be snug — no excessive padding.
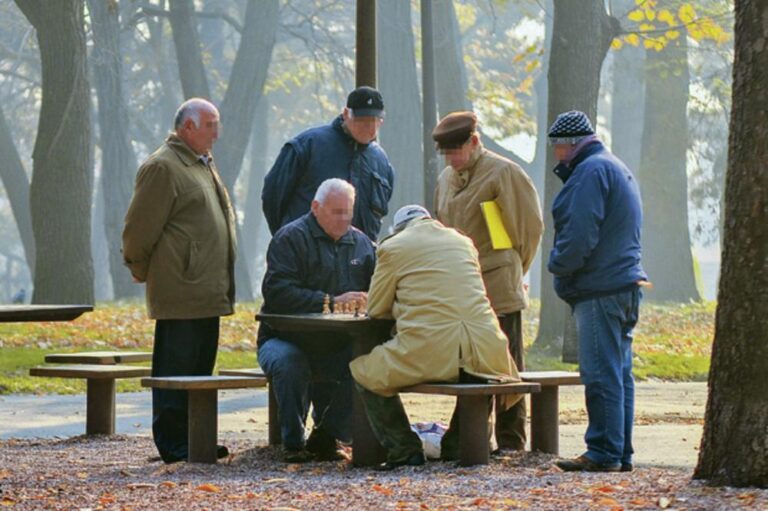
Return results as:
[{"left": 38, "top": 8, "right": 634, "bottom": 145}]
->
[
  {"left": 152, "top": 317, "right": 219, "bottom": 462},
  {"left": 494, "top": 312, "right": 527, "bottom": 450}
]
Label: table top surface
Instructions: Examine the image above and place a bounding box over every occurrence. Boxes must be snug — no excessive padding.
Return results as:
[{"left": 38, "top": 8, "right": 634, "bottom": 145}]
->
[
  {"left": 45, "top": 351, "right": 152, "bottom": 364},
  {"left": 0, "top": 305, "right": 93, "bottom": 322},
  {"left": 255, "top": 312, "right": 393, "bottom": 334}
]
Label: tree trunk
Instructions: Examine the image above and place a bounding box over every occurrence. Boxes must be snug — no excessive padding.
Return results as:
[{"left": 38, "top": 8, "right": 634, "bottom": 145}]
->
[
  {"left": 694, "top": 0, "right": 768, "bottom": 487},
  {"left": 534, "top": 0, "right": 618, "bottom": 351},
  {"left": 377, "top": 0, "right": 423, "bottom": 215},
  {"left": 87, "top": 0, "right": 140, "bottom": 299},
  {"left": 242, "top": 99, "right": 269, "bottom": 291},
  {"left": 0, "top": 107, "right": 35, "bottom": 276},
  {"left": 168, "top": 0, "right": 210, "bottom": 99},
  {"left": 15, "top": 0, "right": 94, "bottom": 304},
  {"left": 639, "top": 39, "right": 701, "bottom": 302}
]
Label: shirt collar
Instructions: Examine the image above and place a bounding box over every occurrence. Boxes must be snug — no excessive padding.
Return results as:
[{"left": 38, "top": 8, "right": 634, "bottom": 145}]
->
[{"left": 166, "top": 133, "right": 211, "bottom": 167}]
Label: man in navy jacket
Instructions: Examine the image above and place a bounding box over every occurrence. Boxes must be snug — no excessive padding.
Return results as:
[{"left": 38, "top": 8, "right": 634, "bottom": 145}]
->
[
  {"left": 262, "top": 86, "right": 395, "bottom": 242},
  {"left": 258, "top": 178, "right": 376, "bottom": 463},
  {"left": 546, "top": 111, "right": 648, "bottom": 473}
]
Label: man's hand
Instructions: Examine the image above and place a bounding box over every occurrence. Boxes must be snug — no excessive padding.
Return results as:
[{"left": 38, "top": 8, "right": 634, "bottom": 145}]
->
[{"left": 334, "top": 291, "right": 368, "bottom": 306}]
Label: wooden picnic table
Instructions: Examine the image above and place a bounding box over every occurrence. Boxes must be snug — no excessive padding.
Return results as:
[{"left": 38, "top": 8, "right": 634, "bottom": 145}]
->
[
  {"left": 0, "top": 304, "right": 93, "bottom": 322},
  {"left": 256, "top": 312, "right": 393, "bottom": 467}
]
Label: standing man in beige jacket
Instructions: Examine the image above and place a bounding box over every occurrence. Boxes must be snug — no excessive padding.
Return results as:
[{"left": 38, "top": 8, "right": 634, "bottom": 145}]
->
[
  {"left": 122, "top": 98, "right": 237, "bottom": 463},
  {"left": 433, "top": 111, "right": 544, "bottom": 451}
]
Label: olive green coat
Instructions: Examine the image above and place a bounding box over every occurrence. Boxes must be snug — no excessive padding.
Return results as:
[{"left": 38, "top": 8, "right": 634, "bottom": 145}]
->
[
  {"left": 122, "top": 135, "right": 236, "bottom": 319},
  {"left": 349, "top": 219, "right": 519, "bottom": 400},
  {"left": 434, "top": 144, "right": 543, "bottom": 314}
]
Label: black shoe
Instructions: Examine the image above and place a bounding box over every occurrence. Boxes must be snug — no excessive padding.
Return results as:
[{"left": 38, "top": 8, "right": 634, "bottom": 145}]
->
[
  {"left": 555, "top": 455, "right": 621, "bottom": 473},
  {"left": 282, "top": 448, "right": 314, "bottom": 463},
  {"left": 374, "top": 452, "right": 426, "bottom": 471},
  {"left": 306, "top": 426, "right": 347, "bottom": 461},
  {"left": 160, "top": 445, "right": 229, "bottom": 464},
  {"left": 217, "top": 445, "right": 230, "bottom": 459},
  {"left": 620, "top": 463, "right": 633, "bottom": 472}
]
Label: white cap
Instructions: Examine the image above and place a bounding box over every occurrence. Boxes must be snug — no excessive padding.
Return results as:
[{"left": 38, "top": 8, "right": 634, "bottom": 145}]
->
[{"left": 393, "top": 204, "right": 431, "bottom": 230}]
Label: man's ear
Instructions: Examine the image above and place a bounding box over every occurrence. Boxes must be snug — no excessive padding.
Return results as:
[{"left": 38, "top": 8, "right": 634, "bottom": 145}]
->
[{"left": 310, "top": 199, "right": 320, "bottom": 215}]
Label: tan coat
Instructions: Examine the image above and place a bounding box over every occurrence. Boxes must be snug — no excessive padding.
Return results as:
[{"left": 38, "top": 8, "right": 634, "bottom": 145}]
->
[
  {"left": 434, "top": 144, "right": 544, "bottom": 314},
  {"left": 122, "top": 135, "right": 236, "bottom": 320},
  {"left": 349, "top": 219, "right": 519, "bottom": 400}
]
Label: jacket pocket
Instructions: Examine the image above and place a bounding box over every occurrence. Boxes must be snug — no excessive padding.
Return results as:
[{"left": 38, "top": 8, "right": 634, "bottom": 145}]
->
[
  {"left": 366, "top": 168, "right": 392, "bottom": 219},
  {"left": 184, "top": 241, "right": 202, "bottom": 280}
]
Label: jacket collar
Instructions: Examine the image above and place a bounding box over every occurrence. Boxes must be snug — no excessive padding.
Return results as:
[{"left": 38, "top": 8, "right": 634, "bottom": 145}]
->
[
  {"left": 553, "top": 140, "right": 604, "bottom": 184},
  {"left": 449, "top": 143, "right": 484, "bottom": 191},
  {"left": 166, "top": 133, "right": 211, "bottom": 167},
  {"left": 307, "top": 213, "right": 356, "bottom": 245},
  {"left": 332, "top": 115, "right": 371, "bottom": 149}
]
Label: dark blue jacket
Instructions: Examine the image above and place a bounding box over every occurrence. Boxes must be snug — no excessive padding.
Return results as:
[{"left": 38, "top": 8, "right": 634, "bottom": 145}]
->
[
  {"left": 258, "top": 213, "right": 376, "bottom": 347},
  {"left": 548, "top": 142, "right": 647, "bottom": 304},
  {"left": 262, "top": 115, "right": 395, "bottom": 241}
]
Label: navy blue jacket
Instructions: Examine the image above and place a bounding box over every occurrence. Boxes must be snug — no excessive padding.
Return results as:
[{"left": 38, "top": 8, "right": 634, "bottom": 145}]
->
[
  {"left": 262, "top": 115, "right": 395, "bottom": 241},
  {"left": 258, "top": 213, "right": 376, "bottom": 347},
  {"left": 548, "top": 142, "right": 647, "bottom": 304}
]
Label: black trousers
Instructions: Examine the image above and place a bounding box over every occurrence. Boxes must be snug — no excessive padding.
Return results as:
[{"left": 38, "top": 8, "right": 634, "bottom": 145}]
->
[
  {"left": 151, "top": 317, "right": 219, "bottom": 462},
  {"left": 494, "top": 312, "right": 527, "bottom": 450}
]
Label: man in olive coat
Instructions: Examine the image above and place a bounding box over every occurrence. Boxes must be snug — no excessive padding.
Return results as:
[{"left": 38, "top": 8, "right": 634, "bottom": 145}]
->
[
  {"left": 433, "top": 111, "right": 543, "bottom": 451},
  {"left": 350, "top": 206, "right": 519, "bottom": 470},
  {"left": 122, "top": 98, "right": 236, "bottom": 463}
]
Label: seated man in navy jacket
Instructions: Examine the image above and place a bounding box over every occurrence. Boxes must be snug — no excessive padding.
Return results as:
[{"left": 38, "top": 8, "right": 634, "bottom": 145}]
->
[{"left": 257, "top": 178, "right": 376, "bottom": 463}]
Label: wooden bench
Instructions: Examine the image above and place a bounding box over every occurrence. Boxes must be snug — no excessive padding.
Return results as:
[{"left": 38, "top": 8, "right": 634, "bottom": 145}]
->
[
  {"left": 401, "top": 381, "right": 540, "bottom": 466},
  {"left": 29, "top": 364, "right": 152, "bottom": 435},
  {"left": 141, "top": 376, "right": 268, "bottom": 463},
  {"left": 520, "top": 371, "right": 582, "bottom": 455},
  {"left": 45, "top": 351, "right": 152, "bottom": 365}
]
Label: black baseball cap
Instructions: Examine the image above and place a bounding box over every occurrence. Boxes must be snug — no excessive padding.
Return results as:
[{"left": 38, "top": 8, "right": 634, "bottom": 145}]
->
[{"left": 346, "top": 86, "right": 385, "bottom": 118}]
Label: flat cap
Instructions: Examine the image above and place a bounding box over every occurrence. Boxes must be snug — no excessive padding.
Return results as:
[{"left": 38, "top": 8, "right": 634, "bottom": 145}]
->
[{"left": 432, "top": 111, "right": 477, "bottom": 149}]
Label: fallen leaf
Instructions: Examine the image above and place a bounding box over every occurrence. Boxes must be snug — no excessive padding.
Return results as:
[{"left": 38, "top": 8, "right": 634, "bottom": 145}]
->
[
  {"left": 595, "top": 496, "right": 620, "bottom": 507},
  {"left": 263, "top": 478, "right": 289, "bottom": 484},
  {"left": 159, "top": 481, "right": 177, "bottom": 488},
  {"left": 76, "top": 472, "right": 88, "bottom": 479},
  {"left": 658, "top": 496, "right": 671, "bottom": 508},
  {"left": 99, "top": 494, "right": 116, "bottom": 505},
  {"left": 530, "top": 488, "right": 547, "bottom": 495},
  {"left": 372, "top": 484, "right": 393, "bottom": 496},
  {"left": 1, "top": 498, "right": 16, "bottom": 507},
  {"left": 196, "top": 483, "right": 220, "bottom": 493},
  {"left": 0, "top": 470, "right": 11, "bottom": 479},
  {"left": 126, "top": 483, "right": 156, "bottom": 490}
]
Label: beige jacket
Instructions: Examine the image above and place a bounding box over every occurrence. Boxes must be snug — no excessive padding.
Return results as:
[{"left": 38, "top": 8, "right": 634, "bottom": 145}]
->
[
  {"left": 122, "top": 135, "right": 236, "bottom": 319},
  {"left": 349, "top": 219, "right": 519, "bottom": 402},
  {"left": 434, "top": 144, "right": 543, "bottom": 314}
]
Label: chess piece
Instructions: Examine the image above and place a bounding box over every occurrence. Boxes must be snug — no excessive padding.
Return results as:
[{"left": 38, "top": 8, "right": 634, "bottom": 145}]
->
[
  {"left": 322, "top": 294, "right": 331, "bottom": 315},
  {"left": 353, "top": 299, "right": 360, "bottom": 318},
  {"left": 333, "top": 301, "right": 341, "bottom": 314}
]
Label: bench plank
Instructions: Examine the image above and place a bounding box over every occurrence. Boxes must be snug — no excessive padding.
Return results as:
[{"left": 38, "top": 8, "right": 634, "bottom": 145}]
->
[
  {"left": 218, "top": 368, "right": 266, "bottom": 378},
  {"left": 45, "top": 351, "right": 152, "bottom": 365},
  {"left": 30, "top": 364, "right": 151, "bottom": 379},
  {"left": 402, "top": 381, "right": 540, "bottom": 396},
  {"left": 141, "top": 375, "right": 267, "bottom": 391},
  {"left": 520, "top": 371, "right": 581, "bottom": 386}
]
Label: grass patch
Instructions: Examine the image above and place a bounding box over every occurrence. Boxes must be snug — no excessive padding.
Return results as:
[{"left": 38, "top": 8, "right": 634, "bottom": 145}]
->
[{"left": 0, "top": 299, "right": 715, "bottom": 395}]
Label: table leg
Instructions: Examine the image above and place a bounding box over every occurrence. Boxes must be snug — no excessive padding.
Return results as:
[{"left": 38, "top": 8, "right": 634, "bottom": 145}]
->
[
  {"left": 458, "top": 395, "right": 490, "bottom": 466},
  {"left": 530, "top": 386, "right": 559, "bottom": 454},
  {"left": 267, "top": 381, "right": 281, "bottom": 445},
  {"left": 188, "top": 389, "right": 218, "bottom": 463},
  {"left": 351, "top": 334, "right": 387, "bottom": 467},
  {"left": 86, "top": 378, "right": 115, "bottom": 435}
]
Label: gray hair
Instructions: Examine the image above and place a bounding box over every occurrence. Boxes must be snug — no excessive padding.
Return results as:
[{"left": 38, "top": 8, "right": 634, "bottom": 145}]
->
[
  {"left": 174, "top": 98, "right": 218, "bottom": 129},
  {"left": 314, "top": 178, "right": 356, "bottom": 205}
]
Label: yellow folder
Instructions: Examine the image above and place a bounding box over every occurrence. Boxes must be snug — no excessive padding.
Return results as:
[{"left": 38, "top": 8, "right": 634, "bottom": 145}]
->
[{"left": 480, "top": 200, "right": 513, "bottom": 250}]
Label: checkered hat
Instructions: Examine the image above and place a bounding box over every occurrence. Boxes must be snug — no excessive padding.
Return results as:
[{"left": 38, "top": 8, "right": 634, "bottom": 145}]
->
[{"left": 547, "top": 110, "right": 595, "bottom": 144}]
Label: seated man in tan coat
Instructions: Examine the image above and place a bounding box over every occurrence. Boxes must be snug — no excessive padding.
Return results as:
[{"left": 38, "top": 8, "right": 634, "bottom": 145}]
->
[{"left": 350, "top": 205, "right": 520, "bottom": 471}]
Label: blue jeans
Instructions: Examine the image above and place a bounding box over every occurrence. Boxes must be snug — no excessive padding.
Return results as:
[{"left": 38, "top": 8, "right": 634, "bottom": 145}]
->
[
  {"left": 573, "top": 288, "right": 641, "bottom": 466},
  {"left": 257, "top": 337, "right": 352, "bottom": 450}
]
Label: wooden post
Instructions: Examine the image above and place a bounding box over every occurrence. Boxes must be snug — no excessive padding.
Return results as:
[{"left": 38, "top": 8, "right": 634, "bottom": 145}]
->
[
  {"left": 530, "top": 386, "right": 560, "bottom": 454},
  {"left": 458, "top": 395, "right": 490, "bottom": 466},
  {"left": 86, "top": 378, "right": 115, "bottom": 435},
  {"left": 355, "top": 0, "right": 376, "bottom": 87},
  {"left": 188, "top": 389, "right": 218, "bottom": 463},
  {"left": 268, "top": 381, "right": 281, "bottom": 445}
]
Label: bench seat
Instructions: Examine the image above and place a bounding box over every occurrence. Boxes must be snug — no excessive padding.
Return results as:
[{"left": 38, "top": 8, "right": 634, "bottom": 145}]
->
[
  {"left": 402, "top": 381, "right": 541, "bottom": 466},
  {"left": 141, "top": 376, "right": 267, "bottom": 463},
  {"left": 29, "top": 364, "right": 151, "bottom": 435}
]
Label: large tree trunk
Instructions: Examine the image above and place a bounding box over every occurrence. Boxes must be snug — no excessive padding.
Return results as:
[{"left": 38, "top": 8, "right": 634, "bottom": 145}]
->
[
  {"left": 168, "top": 0, "right": 210, "bottom": 99},
  {"left": 242, "top": 99, "right": 269, "bottom": 291},
  {"left": 639, "top": 39, "right": 701, "bottom": 302},
  {"left": 694, "top": 0, "right": 768, "bottom": 488},
  {"left": 87, "top": 0, "right": 140, "bottom": 299},
  {"left": 534, "top": 0, "right": 618, "bottom": 351},
  {"left": 0, "top": 107, "right": 35, "bottom": 276},
  {"left": 377, "top": 1, "right": 423, "bottom": 215},
  {"left": 15, "top": 0, "right": 94, "bottom": 304}
]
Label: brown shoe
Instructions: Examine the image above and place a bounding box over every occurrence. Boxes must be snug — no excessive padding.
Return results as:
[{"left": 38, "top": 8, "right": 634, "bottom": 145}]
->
[{"left": 555, "top": 455, "right": 621, "bottom": 472}]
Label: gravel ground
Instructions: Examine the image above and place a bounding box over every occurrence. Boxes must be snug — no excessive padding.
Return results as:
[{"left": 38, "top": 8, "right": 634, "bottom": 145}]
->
[{"left": 1, "top": 435, "right": 766, "bottom": 510}]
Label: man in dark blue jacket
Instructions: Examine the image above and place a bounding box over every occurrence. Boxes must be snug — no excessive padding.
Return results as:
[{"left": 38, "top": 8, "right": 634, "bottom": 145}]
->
[
  {"left": 258, "top": 178, "right": 376, "bottom": 463},
  {"left": 262, "top": 86, "right": 395, "bottom": 242},
  {"left": 546, "top": 111, "right": 648, "bottom": 473}
]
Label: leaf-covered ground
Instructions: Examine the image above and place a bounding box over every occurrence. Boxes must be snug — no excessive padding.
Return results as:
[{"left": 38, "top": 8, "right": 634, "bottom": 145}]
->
[{"left": 1, "top": 435, "right": 764, "bottom": 510}]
